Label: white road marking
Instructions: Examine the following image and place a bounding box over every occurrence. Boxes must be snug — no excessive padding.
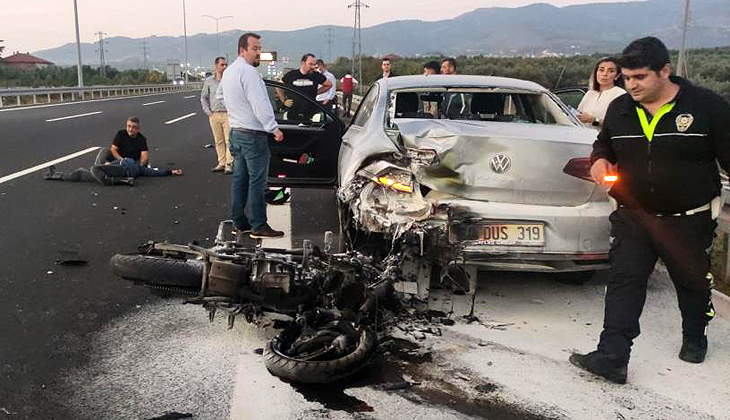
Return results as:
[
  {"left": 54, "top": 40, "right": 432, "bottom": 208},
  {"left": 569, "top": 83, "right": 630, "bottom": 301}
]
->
[
  {"left": 0, "top": 146, "right": 100, "bottom": 185},
  {"left": 0, "top": 90, "right": 193, "bottom": 113},
  {"left": 164, "top": 112, "right": 197, "bottom": 124},
  {"left": 184, "top": 95, "right": 196, "bottom": 99},
  {"left": 142, "top": 100, "right": 165, "bottom": 106},
  {"left": 45, "top": 111, "right": 102, "bottom": 122}
]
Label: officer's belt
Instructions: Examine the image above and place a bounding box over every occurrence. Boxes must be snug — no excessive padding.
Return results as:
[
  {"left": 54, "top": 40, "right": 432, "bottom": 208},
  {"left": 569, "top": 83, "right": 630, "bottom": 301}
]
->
[{"left": 654, "top": 201, "right": 712, "bottom": 217}]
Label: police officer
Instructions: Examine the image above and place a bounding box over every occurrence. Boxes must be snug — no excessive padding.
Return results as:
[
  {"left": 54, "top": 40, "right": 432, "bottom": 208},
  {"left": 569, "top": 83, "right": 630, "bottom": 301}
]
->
[{"left": 570, "top": 37, "right": 730, "bottom": 384}]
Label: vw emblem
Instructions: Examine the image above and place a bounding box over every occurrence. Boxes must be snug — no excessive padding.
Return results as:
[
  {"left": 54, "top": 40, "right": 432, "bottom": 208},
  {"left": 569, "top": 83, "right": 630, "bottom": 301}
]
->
[{"left": 489, "top": 153, "right": 511, "bottom": 174}]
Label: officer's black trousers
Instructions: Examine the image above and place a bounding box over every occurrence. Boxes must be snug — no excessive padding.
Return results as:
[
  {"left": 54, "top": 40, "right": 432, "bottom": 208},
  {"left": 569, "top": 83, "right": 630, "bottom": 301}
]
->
[{"left": 597, "top": 207, "right": 716, "bottom": 362}]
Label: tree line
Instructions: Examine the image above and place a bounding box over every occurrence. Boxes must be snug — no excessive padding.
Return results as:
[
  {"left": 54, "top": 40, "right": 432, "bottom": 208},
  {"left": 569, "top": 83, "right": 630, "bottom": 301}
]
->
[
  {"left": 0, "top": 65, "right": 168, "bottom": 89},
  {"left": 328, "top": 47, "right": 730, "bottom": 101}
]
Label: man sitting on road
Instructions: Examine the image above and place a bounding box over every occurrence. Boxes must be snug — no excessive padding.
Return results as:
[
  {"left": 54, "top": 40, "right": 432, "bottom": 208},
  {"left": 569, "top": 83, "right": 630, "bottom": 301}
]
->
[{"left": 44, "top": 116, "right": 182, "bottom": 185}]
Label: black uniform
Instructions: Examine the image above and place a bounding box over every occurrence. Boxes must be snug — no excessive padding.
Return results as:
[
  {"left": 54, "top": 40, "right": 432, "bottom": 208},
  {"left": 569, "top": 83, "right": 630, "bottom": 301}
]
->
[{"left": 591, "top": 76, "right": 730, "bottom": 362}]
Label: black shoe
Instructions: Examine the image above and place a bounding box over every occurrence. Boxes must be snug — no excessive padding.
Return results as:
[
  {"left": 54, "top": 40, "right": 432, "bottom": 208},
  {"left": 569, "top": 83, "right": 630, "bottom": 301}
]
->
[
  {"left": 250, "top": 224, "right": 284, "bottom": 239},
  {"left": 44, "top": 165, "right": 64, "bottom": 181},
  {"left": 569, "top": 350, "right": 627, "bottom": 384},
  {"left": 679, "top": 335, "right": 707, "bottom": 363}
]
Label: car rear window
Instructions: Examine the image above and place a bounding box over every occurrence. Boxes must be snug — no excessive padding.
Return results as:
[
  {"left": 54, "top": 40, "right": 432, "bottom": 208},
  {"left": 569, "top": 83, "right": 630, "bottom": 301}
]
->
[{"left": 391, "top": 90, "right": 575, "bottom": 126}]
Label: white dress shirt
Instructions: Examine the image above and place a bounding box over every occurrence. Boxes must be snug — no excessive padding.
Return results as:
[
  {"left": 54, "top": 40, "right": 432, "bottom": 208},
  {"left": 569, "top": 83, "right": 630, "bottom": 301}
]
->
[
  {"left": 216, "top": 57, "right": 278, "bottom": 133},
  {"left": 316, "top": 70, "right": 337, "bottom": 102},
  {"left": 577, "top": 85, "right": 626, "bottom": 127}
]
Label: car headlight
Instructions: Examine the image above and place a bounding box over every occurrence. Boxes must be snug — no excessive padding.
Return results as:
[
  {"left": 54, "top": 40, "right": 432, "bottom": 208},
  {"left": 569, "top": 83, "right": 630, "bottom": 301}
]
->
[{"left": 372, "top": 169, "right": 413, "bottom": 193}]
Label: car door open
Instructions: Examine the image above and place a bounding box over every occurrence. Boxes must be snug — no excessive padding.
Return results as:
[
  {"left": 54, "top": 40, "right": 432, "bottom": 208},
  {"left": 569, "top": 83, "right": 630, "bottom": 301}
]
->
[{"left": 264, "top": 81, "right": 343, "bottom": 188}]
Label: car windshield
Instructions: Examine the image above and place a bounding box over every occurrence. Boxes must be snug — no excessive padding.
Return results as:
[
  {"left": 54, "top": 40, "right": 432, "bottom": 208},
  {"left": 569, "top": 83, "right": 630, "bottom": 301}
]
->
[{"left": 390, "top": 89, "right": 575, "bottom": 126}]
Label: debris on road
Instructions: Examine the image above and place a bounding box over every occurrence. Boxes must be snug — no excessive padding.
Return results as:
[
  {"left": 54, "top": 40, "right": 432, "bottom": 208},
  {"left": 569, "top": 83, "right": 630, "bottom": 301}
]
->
[
  {"left": 145, "top": 412, "right": 193, "bottom": 420},
  {"left": 54, "top": 250, "right": 88, "bottom": 266}
]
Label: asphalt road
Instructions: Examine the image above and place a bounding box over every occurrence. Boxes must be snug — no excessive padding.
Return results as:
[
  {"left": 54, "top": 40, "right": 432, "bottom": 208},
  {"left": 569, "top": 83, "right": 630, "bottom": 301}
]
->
[
  {"left": 0, "top": 92, "right": 339, "bottom": 419},
  {"left": 2, "top": 92, "right": 729, "bottom": 420}
]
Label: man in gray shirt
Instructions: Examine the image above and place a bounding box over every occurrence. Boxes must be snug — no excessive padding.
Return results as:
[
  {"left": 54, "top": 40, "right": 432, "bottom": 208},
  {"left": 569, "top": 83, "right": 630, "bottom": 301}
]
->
[
  {"left": 217, "top": 32, "right": 285, "bottom": 239},
  {"left": 201, "top": 57, "right": 233, "bottom": 173}
]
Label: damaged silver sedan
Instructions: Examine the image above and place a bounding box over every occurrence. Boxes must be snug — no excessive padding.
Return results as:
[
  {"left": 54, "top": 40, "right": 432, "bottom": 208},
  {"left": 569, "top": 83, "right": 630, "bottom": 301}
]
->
[{"left": 337, "top": 75, "right": 612, "bottom": 290}]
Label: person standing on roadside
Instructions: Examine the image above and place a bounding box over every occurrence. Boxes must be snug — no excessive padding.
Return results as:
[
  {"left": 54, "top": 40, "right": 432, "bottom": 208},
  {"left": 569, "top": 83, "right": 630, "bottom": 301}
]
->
[
  {"left": 315, "top": 59, "right": 337, "bottom": 114},
  {"left": 340, "top": 73, "right": 358, "bottom": 117},
  {"left": 379, "top": 57, "right": 395, "bottom": 80},
  {"left": 440, "top": 58, "right": 457, "bottom": 75},
  {"left": 423, "top": 61, "right": 440, "bottom": 76},
  {"left": 577, "top": 57, "right": 626, "bottom": 130},
  {"left": 570, "top": 37, "right": 730, "bottom": 384},
  {"left": 279, "top": 54, "right": 332, "bottom": 121},
  {"left": 201, "top": 57, "right": 233, "bottom": 173},
  {"left": 217, "top": 33, "right": 285, "bottom": 239}
]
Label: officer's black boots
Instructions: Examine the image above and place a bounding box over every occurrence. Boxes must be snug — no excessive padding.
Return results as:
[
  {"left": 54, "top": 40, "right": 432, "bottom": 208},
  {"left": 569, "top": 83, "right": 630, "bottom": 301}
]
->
[
  {"left": 569, "top": 351, "right": 628, "bottom": 384},
  {"left": 679, "top": 335, "right": 708, "bottom": 363}
]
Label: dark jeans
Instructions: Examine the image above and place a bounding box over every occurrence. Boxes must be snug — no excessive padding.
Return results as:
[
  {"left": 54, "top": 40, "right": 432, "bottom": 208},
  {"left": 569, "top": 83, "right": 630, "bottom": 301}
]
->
[
  {"left": 597, "top": 208, "right": 716, "bottom": 362},
  {"left": 229, "top": 129, "right": 269, "bottom": 230},
  {"left": 64, "top": 148, "right": 169, "bottom": 184},
  {"left": 342, "top": 93, "right": 353, "bottom": 116}
]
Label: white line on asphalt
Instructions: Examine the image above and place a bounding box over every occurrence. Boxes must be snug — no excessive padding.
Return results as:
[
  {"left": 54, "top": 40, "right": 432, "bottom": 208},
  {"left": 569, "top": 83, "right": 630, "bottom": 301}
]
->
[
  {"left": 184, "top": 95, "right": 196, "bottom": 99},
  {"left": 164, "top": 112, "right": 197, "bottom": 124},
  {"left": 142, "top": 100, "right": 165, "bottom": 106},
  {"left": 0, "top": 91, "right": 192, "bottom": 113},
  {"left": 0, "top": 146, "right": 100, "bottom": 185},
  {"left": 45, "top": 111, "right": 102, "bottom": 122}
]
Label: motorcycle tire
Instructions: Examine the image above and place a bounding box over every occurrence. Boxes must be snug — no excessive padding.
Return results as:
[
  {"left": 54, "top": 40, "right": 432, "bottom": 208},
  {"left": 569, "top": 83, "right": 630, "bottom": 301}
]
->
[
  {"left": 264, "top": 327, "right": 376, "bottom": 384},
  {"left": 109, "top": 254, "right": 203, "bottom": 288}
]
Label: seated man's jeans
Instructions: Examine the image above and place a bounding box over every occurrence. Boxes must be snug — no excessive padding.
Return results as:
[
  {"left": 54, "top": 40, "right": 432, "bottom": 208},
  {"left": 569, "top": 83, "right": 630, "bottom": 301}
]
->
[{"left": 229, "top": 129, "right": 269, "bottom": 231}]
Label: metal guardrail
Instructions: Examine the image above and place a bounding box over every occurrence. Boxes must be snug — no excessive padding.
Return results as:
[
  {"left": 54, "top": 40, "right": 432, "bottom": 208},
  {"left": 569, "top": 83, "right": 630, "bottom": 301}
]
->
[{"left": 0, "top": 82, "right": 203, "bottom": 108}]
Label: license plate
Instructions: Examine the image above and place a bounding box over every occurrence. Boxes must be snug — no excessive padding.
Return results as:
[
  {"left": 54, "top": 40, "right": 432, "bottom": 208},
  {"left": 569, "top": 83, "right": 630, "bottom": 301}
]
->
[{"left": 450, "top": 223, "right": 545, "bottom": 246}]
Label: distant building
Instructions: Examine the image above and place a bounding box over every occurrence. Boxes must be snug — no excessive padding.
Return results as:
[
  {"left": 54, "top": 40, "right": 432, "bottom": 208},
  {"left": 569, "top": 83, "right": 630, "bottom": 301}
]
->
[{"left": 1, "top": 52, "right": 54, "bottom": 70}]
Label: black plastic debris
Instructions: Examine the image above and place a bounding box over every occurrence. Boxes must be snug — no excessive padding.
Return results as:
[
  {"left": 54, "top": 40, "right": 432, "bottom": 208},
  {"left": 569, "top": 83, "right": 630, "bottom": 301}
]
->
[
  {"left": 145, "top": 412, "right": 193, "bottom": 420},
  {"left": 254, "top": 348, "right": 264, "bottom": 355},
  {"left": 54, "top": 250, "right": 88, "bottom": 266}
]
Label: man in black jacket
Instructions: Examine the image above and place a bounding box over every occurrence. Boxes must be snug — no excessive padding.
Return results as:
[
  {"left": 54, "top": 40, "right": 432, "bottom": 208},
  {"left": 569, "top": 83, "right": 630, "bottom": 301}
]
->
[{"left": 570, "top": 37, "right": 730, "bottom": 384}]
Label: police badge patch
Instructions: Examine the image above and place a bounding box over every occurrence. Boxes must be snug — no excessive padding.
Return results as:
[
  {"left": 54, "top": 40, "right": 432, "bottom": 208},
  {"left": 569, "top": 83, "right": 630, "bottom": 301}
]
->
[{"left": 676, "top": 114, "right": 694, "bottom": 132}]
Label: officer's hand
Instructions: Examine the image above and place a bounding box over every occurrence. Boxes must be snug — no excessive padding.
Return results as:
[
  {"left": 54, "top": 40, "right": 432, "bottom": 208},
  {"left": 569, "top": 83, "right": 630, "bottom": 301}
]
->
[
  {"left": 590, "top": 158, "right": 617, "bottom": 185},
  {"left": 273, "top": 129, "right": 284, "bottom": 142},
  {"left": 284, "top": 99, "right": 294, "bottom": 107}
]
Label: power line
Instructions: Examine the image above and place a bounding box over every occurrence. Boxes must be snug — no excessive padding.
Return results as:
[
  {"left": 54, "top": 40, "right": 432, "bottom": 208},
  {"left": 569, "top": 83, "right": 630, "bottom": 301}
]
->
[
  {"left": 348, "top": 0, "right": 369, "bottom": 94},
  {"left": 94, "top": 31, "right": 108, "bottom": 77}
]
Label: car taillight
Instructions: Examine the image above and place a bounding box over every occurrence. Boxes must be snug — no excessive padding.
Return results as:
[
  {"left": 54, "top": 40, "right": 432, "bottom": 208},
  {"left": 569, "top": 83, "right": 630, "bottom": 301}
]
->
[{"left": 563, "top": 157, "right": 592, "bottom": 182}]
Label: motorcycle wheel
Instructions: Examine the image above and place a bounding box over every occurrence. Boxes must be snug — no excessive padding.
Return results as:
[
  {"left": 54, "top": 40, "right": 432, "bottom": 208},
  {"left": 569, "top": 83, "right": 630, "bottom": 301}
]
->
[
  {"left": 109, "top": 254, "right": 203, "bottom": 288},
  {"left": 264, "top": 327, "right": 376, "bottom": 384}
]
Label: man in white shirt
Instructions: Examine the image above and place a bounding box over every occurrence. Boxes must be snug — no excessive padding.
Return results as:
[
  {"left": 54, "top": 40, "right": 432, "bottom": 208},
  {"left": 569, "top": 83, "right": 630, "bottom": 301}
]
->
[
  {"left": 217, "top": 32, "right": 285, "bottom": 239},
  {"left": 315, "top": 59, "right": 337, "bottom": 113}
]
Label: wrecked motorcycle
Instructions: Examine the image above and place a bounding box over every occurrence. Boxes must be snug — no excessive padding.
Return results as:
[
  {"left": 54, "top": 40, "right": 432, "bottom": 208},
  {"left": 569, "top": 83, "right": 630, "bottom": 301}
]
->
[{"left": 109, "top": 221, "right": 403, "bottom": 383}]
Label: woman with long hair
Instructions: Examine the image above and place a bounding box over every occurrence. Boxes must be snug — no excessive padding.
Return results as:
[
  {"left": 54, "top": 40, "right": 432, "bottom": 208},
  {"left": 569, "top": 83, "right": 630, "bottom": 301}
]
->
[{"left": 577, "top": 57, "right": 626, "bottom": 129}]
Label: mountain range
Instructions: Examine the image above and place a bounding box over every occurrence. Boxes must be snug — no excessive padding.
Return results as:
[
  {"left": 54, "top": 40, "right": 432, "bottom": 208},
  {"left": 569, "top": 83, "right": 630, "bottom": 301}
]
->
[{"left": 32, "top": 0, "right": 730, "bottom": 70}]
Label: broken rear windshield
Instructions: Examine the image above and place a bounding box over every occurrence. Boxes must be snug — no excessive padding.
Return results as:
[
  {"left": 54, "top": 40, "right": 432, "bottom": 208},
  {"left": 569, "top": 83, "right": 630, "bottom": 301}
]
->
[{"left": 390, "top": 89, "right": 575, "bottom": 126}]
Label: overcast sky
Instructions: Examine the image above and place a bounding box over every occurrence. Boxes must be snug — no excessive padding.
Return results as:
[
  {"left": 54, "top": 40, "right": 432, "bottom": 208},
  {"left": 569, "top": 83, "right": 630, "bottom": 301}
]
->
[{"left": 1, "top": 0, "right": 640, "bottom": 54}]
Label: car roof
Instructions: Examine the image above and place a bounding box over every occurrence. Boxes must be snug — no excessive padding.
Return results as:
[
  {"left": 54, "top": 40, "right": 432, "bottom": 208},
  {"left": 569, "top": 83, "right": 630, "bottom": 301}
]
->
[{"left": 378, "top": 75, "right": 547, "bottom": 92}]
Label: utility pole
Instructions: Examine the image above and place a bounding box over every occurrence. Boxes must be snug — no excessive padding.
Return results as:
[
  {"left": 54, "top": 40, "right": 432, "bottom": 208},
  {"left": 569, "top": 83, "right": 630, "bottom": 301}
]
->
[
  {"left": 348, "top": 0, "right": 369, "bottom": 94},
  {"left": 325, "top": 27, "right": 334, "bottom": 62},
  {"left": 676, "top": 0, "right": 691, "bottom": 77},
  {"left": 202, "top": 15, "right": 233, "bottom": 57},
  {"left": 182, "top": 0, "right": 189, "bottom": 83},
  {"left": 95, "top": 31, "right": 108, "bottom": 78},
  {"left": 141, "top": 41, "right": 149, "bottom": 70},
  {"left": 73, "top": 0, "right": 84, "bottom": 87}
]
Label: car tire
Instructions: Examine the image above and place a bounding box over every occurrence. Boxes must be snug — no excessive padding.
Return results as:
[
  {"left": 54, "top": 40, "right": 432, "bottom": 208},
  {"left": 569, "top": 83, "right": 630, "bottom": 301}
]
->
[{"left": 555, "top": 270, "right": 595, "bottom": 285}]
